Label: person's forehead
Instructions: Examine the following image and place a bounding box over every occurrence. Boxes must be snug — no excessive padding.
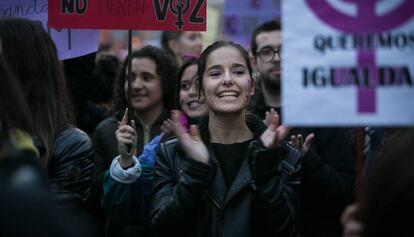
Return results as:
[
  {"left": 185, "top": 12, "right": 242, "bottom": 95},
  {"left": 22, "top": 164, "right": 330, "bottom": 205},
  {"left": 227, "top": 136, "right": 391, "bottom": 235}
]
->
[
  {"left": 131, "top": 57, "right": 157, "bottom": 72},
  {"left": 206, "top": 47, "right": 246, "bottom": 68},
  {"left": 182, "top": 65, "right": 198, "bottom": 78},
  {"left": 255, "top": 30, "right": 281, "bottom": 49},
  {"left": 181, "top": 31, "right": 201, "bottom": 38}
]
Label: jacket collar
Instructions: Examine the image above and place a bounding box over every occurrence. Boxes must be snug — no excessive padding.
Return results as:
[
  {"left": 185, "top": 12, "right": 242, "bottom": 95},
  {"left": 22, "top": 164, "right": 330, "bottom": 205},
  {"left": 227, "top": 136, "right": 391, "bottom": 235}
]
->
[
  {"left": 197, "top": 113, "right": 266, "bottom": 144},
  {"left": 198, "top": 113, "right": 266, "bottom": 207}
]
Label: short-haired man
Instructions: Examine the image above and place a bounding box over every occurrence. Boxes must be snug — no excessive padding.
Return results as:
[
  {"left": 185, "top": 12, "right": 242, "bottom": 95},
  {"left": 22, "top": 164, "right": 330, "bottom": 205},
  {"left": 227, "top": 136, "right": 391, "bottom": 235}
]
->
[{"left": 251, "top": 20, "right": 356, "bottom": 237}]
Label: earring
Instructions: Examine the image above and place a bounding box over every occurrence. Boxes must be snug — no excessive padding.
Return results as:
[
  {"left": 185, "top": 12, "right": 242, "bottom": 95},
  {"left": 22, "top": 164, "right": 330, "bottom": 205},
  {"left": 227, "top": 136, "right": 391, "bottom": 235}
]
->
[{"left": 252, "top": 71, "right": 260, "bottom": 82}]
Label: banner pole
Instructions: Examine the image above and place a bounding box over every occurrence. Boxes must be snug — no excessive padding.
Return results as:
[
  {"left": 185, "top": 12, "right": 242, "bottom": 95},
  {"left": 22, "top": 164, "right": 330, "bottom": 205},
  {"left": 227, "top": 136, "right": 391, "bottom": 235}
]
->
[
  {"left": 355, "top": 127, "right": 365, "bottom": 196},
  {"left": 127, "top": 30, "right": 133, "bottom": 153},
  {"left": 127, "top": 30, "right": 133, "bottom": 126}
]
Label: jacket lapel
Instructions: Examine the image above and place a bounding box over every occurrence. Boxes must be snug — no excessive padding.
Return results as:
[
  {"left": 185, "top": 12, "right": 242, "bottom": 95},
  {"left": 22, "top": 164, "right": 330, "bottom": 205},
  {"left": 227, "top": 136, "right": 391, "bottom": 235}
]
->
[
  {"left": 206, "top": 142, "right": 227, "bottom": 207},
  {"left": 224, "top": 153, "right": 252, "bottom": 205},
  {"left": 198, "top": 114, "right": 266, "bottom": 209}
]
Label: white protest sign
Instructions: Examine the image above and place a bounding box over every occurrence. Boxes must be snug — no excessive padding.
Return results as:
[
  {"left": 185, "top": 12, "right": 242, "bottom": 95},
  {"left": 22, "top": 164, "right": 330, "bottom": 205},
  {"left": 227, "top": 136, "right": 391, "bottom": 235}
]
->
[
  {"left": 282, "top": 0, "right": 414, "bottom": 126},
  {"left": 0, "top": 0, "right": 99, "bottom": 60}
]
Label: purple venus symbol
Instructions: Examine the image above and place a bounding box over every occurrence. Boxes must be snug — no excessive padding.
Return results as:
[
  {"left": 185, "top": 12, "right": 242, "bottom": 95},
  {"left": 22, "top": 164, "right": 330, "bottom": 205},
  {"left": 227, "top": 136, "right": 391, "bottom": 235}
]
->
[{"left": 305, "top": 0, "right": 414, "bottom": 113}]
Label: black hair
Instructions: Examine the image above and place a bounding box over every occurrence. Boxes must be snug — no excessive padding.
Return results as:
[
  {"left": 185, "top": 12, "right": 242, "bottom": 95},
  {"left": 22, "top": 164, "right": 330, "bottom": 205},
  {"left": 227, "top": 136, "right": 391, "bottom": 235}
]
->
[
  {"left": 113, "top": 45, "right": 178, "bottom": 112},
  {"left": 175, "top": 57, "right": 199, "bottom": 109},
  {"left": 160, "top": 31, "right": 182, "bottom": 57},
  {"left": 90, "top": 54, "right": 120, "bottom": 104},
  {"left": 250, "top": 20, "right": 281, "bottom": 56}
]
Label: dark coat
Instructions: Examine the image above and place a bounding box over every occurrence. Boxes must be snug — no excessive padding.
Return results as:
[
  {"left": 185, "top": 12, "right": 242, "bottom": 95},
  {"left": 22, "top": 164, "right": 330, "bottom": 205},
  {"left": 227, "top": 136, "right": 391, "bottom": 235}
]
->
[
  {"left": 252, "top": 92, "right": 356, "bottom": 237},
  {"left": 151, "top": 115, "right": 301, "bottom": 237},
  {"left": 48, "top": 126, "right": 95, "bottom": 207}
]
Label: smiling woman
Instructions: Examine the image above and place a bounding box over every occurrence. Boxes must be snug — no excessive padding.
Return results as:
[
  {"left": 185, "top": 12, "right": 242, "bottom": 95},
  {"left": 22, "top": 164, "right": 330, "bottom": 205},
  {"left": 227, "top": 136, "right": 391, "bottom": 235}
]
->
[
  {"left": 150, "top": 41, "right": 302, "bottom": 237},
  {"left": 93, "top": 45, "right": 178, "bottom": 237},
  {"left": 177, "top": 58, "right": 208, "bottom": 121}
]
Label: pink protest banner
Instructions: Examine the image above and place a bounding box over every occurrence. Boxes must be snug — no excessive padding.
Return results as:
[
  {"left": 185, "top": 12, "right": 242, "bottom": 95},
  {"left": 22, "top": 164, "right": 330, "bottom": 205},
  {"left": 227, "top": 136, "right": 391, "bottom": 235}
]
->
[{"left": 48, "top": 0, "right": 206, "bottom": 31}]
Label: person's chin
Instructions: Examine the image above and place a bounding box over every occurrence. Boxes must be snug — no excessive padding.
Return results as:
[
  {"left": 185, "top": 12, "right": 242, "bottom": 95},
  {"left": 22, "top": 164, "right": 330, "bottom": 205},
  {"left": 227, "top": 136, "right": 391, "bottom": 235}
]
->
[
  {"left": 132, "top": 102, "right": 149, "bottom": 111},
  {"left": 187, "top": 109, "right": 207, "bottom": 119}
]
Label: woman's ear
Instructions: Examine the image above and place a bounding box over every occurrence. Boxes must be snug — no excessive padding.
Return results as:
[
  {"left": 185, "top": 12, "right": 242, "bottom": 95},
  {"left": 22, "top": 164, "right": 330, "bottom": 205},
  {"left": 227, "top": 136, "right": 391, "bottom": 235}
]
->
[
  {"left": 249, "top": 77, "right": 255, "bottom": 96},
  {"left": 249, "top": 54, "right": 258, "bottom": 70}
]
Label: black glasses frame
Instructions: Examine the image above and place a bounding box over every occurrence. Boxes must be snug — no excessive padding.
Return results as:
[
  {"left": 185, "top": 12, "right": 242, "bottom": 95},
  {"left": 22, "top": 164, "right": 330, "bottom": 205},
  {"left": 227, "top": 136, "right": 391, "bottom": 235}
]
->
[{"left": 256, "top": 45, "right": 282, "bottom": 62}]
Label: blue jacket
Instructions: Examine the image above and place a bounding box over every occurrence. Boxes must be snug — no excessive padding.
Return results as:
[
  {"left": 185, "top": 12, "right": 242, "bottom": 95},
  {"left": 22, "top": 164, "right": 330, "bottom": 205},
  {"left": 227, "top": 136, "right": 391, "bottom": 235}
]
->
[{"left": 102, "top": 135, "right": 161, "bottom": 237}]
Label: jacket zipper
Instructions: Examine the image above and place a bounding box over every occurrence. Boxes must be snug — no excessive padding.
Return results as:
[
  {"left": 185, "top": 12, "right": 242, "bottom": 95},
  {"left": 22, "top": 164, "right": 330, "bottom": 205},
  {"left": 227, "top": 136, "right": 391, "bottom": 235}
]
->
[
  {"left": 208, "top": 193, "right": 223, "bottom": 236},
  {"left": 208, "top": 192, "right": 222, "bottom": 210}
]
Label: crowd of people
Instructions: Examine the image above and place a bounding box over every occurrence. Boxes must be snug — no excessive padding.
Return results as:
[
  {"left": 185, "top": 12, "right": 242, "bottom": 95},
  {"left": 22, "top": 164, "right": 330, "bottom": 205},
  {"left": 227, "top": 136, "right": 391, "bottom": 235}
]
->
[{"left": 0, "top": 17, "right": 412, "bottom": 237}]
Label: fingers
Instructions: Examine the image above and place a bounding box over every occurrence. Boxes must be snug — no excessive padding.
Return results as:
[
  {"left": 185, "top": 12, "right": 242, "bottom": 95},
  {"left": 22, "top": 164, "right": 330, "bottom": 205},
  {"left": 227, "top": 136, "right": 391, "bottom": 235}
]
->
[
  {"left": 276, "top": 125, "right": 291, "bottom": 141},
  {"left": 117, "top": 136, "right": 135, "bottom": 146},
  {"left": 161, "top": 119, "right": 174, "bottom": 137},
  {"left": 264, "top": 108, "right": 278, "bottom": 127},
  {"left": 343, "top": 221, "right": 364, "bottom": 237},
  {"left": 117, "top": 130, "right": 136, "bottom": 140},
  {"left": 131, "top": 119, "right": 136, "bottom": 130},
  {"left": 189, "top": 125, "right": 201, "bottom": 141},
  {"left": 341, "top": 204, "right": 359, "bottom": 225},
  {"left": 116, "top": 122, "right": 136, "bottom": 144},
  {"left": 117, "top": 124, "right": 136, "bottom": 135},
  {"left": 268, "top": 113, "right": 280, "bottom": 132},
  {"left": 171, "top": 110, "right": 187, "bottom": 141},
  {"left": 264, "top": 111, "right": 270, "bottom": 126},
  {"left": 303, "top": 133, "right": 315, "bottom": 148},
  {"left": 289, "top": 135, "right": 298, "bottom": 146},
  {"left": 297, "top": 134, "right": 303, "bottom": 147},
  {"left": 341, "top": 204, "right": 363, "bottom": 237},
  {"left": 120, "top": 108, "right": 128, "bottom": 126}
]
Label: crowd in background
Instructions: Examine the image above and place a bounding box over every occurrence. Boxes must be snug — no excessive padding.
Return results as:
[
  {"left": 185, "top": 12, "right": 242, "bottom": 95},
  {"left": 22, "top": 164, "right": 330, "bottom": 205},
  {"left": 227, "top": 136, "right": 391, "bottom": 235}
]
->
[{"left": 0, "top": 17, "right": 413, "bottom": 237}]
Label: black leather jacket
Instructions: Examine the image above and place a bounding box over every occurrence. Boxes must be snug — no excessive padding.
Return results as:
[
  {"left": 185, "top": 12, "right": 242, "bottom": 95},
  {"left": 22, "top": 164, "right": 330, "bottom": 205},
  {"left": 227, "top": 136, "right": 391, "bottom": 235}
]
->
[
  {"left": 151, "top": 115, "right": 301, "bottom": 237},
  {"left": 47, "top": 127, "right": 95, "bottom": 207}
]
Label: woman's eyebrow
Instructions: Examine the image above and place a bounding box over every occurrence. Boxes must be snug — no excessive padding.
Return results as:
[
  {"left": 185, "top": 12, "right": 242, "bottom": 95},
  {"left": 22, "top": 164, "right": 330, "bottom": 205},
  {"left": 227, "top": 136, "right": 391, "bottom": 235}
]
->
[{"left": 206, "top": 65, "right": 222, "bottom": 71}]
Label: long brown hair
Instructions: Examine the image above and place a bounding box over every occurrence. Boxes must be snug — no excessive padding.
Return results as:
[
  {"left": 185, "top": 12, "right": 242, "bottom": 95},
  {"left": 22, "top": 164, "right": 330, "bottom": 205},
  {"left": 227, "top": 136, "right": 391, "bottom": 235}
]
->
[
  {"left": 0, "top": 18, "right": 74, "bottom": 165},
  {"left": 0, "top": 53, "right": 32, "bottom": 142}
]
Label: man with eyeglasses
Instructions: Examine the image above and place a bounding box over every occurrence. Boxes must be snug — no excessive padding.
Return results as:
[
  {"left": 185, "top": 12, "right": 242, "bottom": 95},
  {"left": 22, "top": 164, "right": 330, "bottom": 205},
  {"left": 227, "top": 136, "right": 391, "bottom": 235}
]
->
[
  {"left": 250, "top": 21, "right": 282, "bottom": 116},
  {"left": 250, "top": 20, "right": 356, "bottom": 237}
]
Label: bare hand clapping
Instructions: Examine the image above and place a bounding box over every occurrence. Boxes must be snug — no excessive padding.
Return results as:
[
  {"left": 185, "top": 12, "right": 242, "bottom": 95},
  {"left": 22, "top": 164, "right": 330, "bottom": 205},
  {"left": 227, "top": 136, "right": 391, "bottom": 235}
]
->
[
  {"left": 260, "top": 112, "right": 290, "bottom": 149},
  {"left": 171, "top": 110, "right": 209, "bottom": 164}
]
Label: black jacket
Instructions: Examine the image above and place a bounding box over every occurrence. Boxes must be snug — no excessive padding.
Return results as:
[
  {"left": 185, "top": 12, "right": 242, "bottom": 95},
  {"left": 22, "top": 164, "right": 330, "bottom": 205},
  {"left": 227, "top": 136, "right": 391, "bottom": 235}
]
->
[
  {"left": 151, "top": 115, "right": 301, "bottom": 237},
  {"left": 47, "top": 127, "right": 95, "bottom": 207},
  {"left": 252, "top": 92, "right": 356, "bottom": 237}
]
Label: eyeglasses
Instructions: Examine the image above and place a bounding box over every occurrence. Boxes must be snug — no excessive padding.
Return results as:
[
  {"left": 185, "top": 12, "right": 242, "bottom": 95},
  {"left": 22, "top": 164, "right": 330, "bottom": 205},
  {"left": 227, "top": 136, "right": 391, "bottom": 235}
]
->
[{"left": 256, "top": 45, "right": 282, "bottom": 62}]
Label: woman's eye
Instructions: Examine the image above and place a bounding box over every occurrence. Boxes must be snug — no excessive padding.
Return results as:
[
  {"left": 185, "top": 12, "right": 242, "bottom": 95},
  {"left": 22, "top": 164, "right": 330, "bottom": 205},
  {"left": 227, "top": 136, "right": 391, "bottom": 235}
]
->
[
  {"left": 142, "top": 73, "right": 153, "bottom": 81},
  {"left": 233, "top": 69, "right": 245, "bottom": 75},
  {"left": 180, "top": 83, "right": 191, "bottom": 90},
  {"left": 209, "top": 71, "right": 221, "bottom": 78}
]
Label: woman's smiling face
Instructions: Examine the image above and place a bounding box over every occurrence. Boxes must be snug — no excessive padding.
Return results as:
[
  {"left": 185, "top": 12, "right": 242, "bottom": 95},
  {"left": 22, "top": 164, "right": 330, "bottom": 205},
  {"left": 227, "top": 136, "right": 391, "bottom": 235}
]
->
[
  {"left": 179, "top": 64, "right": 208, "bottom": 118},
  {"left": 201, "top": 46, "right": 254, "bottom": 114}
]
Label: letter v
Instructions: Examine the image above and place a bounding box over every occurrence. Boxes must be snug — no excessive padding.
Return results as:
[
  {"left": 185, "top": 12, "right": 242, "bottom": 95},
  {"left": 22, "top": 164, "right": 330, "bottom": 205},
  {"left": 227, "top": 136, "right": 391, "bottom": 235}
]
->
[{"left": 154, "top": 0, "right": 170, "bottom": 20}]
